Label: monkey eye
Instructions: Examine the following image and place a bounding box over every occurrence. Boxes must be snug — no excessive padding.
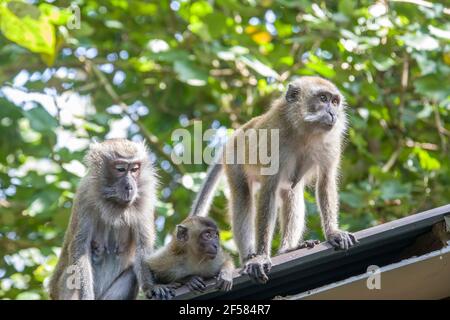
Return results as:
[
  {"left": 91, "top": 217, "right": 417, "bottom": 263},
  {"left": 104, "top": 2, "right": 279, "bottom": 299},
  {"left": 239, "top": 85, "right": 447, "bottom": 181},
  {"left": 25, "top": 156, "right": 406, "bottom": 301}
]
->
[
  {"left": 203, "top": 232, "right": 215, "bottom": 240},
  {"left": 332, "top": 98, "right": 339, "bottom": 105},
  {"left": 116, "top": 167, "right": 126, "bottom": 173},
  {"left": 320, "top": 94, "right": 327, "bottom": 102},
  {"left": 131, "top": 167, "right": 139, "bottom": 173}
]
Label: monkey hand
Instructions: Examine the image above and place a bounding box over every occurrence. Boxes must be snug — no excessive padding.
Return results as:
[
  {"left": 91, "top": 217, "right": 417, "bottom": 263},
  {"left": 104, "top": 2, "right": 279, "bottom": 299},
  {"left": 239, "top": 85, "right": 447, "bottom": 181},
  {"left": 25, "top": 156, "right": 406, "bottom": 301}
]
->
[
  {"left": 146, "top": 284, "right": 176, "bottom": 300},
  {"left": 215, "top": 271, "right": 233, "bottom": 291},
  {"left": 241, "top": 254, "right": 272, "bottom": 284},
  {"left": 298, "top": 239, "right": 321, "bottom": 249},
  {"left": 186, "top": 276, "right": 207, "bottom": 293},
  {"left": 279, "top": 239, "right": 321, "bottom": 254},
  {"left": 327, "top": 230, "right": 358, "bottom": 250}
]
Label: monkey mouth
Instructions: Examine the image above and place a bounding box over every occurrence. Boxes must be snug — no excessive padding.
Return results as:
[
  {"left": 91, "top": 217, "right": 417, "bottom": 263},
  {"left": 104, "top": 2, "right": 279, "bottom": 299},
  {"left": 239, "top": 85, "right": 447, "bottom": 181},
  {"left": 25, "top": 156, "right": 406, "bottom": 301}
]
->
[
  {"left": 121, "top": 191, "right": 137, "bottom": 204},
  {"left": 320, "top": 120, "right": 335, "bottom": 130},
  {"left": 204, "top": 251, "right": 217, "bottom": 259},
  {"left": 114, "top": 194, "right": 136, "bottom": 206}
]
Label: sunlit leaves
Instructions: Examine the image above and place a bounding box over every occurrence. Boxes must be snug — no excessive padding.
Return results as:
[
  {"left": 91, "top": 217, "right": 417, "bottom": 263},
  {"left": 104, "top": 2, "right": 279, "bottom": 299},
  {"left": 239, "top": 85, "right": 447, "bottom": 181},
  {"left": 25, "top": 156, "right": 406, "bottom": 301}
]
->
[
  {"left": 380, "top": 180, "right": 411, "bottom": 201},
  {"left": 414, "top": 75, "right": 450, "bottom": 101},
  {"left": 239, "top": 55, "right": 279, "bottom": 78},
  {"left": 245, "top": 25, "right": 272, "bottom": 45},
  {"left": 413, "top": 148, "right": 441, "bottom": 171},
  {"left": 302, "top": 54, "right": 336, "bottom": 78},
  {"left": 372, "top": 57, "right": 395, "bottom": 72},
  {"left": 0, "top": 1, "right": 70, "bottom": 65},
  {"left": 400, "top": 32, "right": 440, "bottom": 51},
  {"left": 174, "top": 60, "right": 208, "bottom": 86},
  {"left": 22, "top": 105, "right": 58, "bottom": 134},
  {"left": 0, "top": 2, "right": 55, "bottom": 58}
]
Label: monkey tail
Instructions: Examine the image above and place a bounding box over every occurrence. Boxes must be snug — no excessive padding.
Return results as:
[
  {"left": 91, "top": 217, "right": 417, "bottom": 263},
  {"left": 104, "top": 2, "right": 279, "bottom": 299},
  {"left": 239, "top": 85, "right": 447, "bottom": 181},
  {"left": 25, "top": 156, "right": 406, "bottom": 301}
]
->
[{"left": 189, "top": 160, "right": 224, "bottom": 217}]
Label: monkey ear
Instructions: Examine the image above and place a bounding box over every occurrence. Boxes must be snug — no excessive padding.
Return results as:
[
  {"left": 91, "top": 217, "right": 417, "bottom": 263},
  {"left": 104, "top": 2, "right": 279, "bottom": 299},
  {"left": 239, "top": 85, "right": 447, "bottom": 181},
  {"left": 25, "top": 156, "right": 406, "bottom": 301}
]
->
[
  {"left": 176, "top": 225, "right": 189, "bottom": 242},
  {"left": 285, "top": 83, "right": 300, "bottom": 103}
]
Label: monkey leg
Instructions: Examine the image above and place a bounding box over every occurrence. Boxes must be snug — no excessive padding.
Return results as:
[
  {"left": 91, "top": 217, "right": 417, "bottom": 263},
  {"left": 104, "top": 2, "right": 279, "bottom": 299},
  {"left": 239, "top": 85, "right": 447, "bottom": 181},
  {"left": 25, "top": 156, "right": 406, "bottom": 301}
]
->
[
  {"left": 241, "top": 178, "right": 279, "bottom": 284},
  {"left": 278, "top": 183, "right": 306, "bottom": 254},
  {"left": 99, "top": 266, "right": 139, "bottom": 300},
  {"left": 316, "top": 165, "right": 358, "bottom": 250},
  {"left": 228, "top": 167, "right": 255, "bottom": 264}
]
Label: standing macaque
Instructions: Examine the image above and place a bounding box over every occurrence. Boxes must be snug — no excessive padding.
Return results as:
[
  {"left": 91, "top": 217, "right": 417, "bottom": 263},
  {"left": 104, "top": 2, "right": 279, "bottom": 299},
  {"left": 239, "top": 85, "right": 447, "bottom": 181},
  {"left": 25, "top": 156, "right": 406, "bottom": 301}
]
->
[
  {"left": 48, "top": 139, "right": 158, "bottom": 299},
  {"left": 144, "top": 216, "right": 233, "bottom": 300},
  {"left": 190, "top": 76, "right": 358, "bottom": 284}
]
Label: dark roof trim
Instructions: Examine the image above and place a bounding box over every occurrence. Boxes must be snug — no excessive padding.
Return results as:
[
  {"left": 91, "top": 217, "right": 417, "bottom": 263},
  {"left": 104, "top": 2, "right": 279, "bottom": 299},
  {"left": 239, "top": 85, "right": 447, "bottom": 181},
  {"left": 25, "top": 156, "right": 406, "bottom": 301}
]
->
[
  {"left": 289, "top": 245, "right": 450, "bottom": 300},
  {"left": 174, "top": 204, "right": 450, "bottom": 300}
]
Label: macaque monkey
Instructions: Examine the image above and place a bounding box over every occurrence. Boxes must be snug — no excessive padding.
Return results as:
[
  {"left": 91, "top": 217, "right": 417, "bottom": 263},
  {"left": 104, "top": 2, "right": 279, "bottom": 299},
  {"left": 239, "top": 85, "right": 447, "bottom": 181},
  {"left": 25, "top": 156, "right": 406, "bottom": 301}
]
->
[
  {"left": 144, "top": 216, "right": 234, "bottom": 300},
  {"left": 190, "top": 76, "right": 358, "bottom": 284},
  {"left": 48, "top": 139, "right": 158, "bottom": 299}
]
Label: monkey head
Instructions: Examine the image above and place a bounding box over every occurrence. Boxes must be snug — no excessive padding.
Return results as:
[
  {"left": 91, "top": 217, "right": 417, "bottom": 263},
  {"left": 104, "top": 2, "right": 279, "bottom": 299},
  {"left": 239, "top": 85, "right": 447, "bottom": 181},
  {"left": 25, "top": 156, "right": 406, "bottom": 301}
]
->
[
  {"left": 175, "top": 216, "right": 220, "bottom": 260},
  {"left": 84, "top": 139, "right": 153, "bottom": 206},
  {"left": 285, "top": 76, "right": 345, "bottom": 131}
]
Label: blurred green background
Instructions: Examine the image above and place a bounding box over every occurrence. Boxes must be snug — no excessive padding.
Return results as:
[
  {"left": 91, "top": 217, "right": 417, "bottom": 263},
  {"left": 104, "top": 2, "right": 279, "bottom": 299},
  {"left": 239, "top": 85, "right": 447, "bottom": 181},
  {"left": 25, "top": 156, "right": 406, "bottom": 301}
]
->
[{"left": 0, "top": 0, "right": 449, "bottom": 299}]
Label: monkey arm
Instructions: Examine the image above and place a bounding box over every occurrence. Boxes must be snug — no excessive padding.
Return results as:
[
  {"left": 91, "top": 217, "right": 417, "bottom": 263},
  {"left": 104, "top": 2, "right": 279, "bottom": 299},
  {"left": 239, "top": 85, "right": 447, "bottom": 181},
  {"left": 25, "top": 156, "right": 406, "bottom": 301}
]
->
[
  {"left": 141, "top": 256, "right": 178, "bottom": 300},
  {"left": 133, "top": 222, "right": 155, "bottom": 294},
  {"left": 216, "top": 254, "right": 234, "bottom": 291},
  {"left": 255, "top": 176, "right": 280, "bottom": 257},
  {"left": 316, "top": 163, "right": 339, "bottom": 236},
  {"left": 240, "top": 176, "right": 279, "bottom": 284},
  {"left": 316, "top": 162, "right": 358, "bottom": 250},
  {"left": 67, "top": 215, "right": 95, "bottom": 300}
]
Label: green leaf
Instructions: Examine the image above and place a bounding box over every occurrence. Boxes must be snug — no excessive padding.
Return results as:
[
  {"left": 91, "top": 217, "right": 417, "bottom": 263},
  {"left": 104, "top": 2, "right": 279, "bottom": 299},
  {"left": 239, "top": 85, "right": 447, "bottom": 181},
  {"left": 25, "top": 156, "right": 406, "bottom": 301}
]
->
[
  {"left": 23, "top": 105, "right": 58, "bottom": 133},
  {"left": 24, "top": 191, "right": 60, "bottom": 217},
  {"left": 105, "top": 20, "right": 123, "bottom": 29},
  {"left": 413, "top": 148, "right": 441, "bottom": 171},
  {"left": 372, "top": 57, "right": 395, "bottom": 72},
  {"left": 414, "top": 75, "right": 450, "bottom": 101},
  {"left": 174, "top": 60, "right": 208, "bottom": 86},
  {"left": 304, "top": 54, "right": 336, "bottom": 78},
  {"left": 16, "top": 292, "right": 41, "bottom": 300},
  {"left": 203, "top": 12, "right": 227, "bottom": 38},
  {"left": 380, "top": 181, "right": 411, "bottom": 201},
  {"left": 399, "top": 32, "right": 439, "bottom": 51},
  {"left": 340, "top": 191, "right": 366, "bottom": 209},
  {"left": 338, "top": 0, "right": 356, "bottom": 17},
  {"left": 239, "top": 55, "right": 279, "bottom": 78},
  {"left": 0, "top": 2, "right": 56, "bottom": 62}
]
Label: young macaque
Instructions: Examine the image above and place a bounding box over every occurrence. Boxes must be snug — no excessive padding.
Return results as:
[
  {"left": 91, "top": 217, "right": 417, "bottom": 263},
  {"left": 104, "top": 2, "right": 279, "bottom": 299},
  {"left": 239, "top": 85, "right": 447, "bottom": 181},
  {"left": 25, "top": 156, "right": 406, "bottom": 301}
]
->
[{"left": 144, "top": 216, "right": 234, "bottom": 300}]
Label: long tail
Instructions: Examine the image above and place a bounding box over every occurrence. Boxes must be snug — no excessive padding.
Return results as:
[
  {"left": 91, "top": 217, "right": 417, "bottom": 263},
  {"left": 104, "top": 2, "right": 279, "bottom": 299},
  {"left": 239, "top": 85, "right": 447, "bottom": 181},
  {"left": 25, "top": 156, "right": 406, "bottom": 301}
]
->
[{"left": 189, "top": 160, "right": 224, "bottom": 217}]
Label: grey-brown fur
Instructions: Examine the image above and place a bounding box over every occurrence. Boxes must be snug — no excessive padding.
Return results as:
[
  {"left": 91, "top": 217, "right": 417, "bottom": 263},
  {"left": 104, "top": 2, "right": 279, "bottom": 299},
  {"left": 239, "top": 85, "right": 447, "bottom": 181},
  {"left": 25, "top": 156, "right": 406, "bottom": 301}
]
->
[
  {"left": 144, "top": 216, "right": 234, "bottom": 300},
  {"left": 48, "top": 139, "right": 158, "bottom": 299},
  {"left": 190, "top": 76, "right": 358, "bottom": 284}
]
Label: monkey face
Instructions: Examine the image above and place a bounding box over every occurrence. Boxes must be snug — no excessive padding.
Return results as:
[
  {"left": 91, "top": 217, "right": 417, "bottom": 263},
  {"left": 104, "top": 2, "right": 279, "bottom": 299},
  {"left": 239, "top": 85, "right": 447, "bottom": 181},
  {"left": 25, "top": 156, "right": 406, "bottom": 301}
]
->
[
  {"left": 102, "top": 159, "right": 141, "bottom": 205},
  {"left": 305, "top": 90, "right": 341, "bottom": 129},
  {"left": 176, "top": 217, "right": 221, "bottom": 260},
  {"left": 285, "top": 77, "right": 344, "bottom": 131},
  {"left": 198, "top": 228, "right": 220, "bottom": 259}
]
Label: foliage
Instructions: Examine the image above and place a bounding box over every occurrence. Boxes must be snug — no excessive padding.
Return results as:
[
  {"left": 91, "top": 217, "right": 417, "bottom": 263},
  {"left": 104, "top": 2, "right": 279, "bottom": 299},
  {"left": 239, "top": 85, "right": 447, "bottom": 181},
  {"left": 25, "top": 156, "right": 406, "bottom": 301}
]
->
[{"left": 0, "top": 0, "right": 449, "bottom": 299}]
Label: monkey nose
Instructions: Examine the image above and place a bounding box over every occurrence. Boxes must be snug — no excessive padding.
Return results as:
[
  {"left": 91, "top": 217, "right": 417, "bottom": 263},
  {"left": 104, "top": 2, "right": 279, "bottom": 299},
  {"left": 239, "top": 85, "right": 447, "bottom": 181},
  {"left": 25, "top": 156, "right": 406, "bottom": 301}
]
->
[
  {"left": 327, "top": 111, "right": 336, "bottom": 124},
  {"left": 125, "top": 184, "right": 133, "bottom": 191}
]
